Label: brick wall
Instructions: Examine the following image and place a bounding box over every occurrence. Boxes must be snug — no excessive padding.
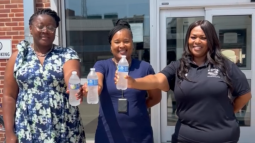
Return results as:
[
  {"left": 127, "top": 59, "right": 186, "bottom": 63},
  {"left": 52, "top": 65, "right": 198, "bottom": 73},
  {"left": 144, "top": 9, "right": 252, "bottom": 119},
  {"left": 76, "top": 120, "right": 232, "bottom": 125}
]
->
[
  {"left": 36, "top": 0, "right": 51, "bottom": 11},
  {"left": 0, "top": 0, "right": 50, "bottom": 142}
]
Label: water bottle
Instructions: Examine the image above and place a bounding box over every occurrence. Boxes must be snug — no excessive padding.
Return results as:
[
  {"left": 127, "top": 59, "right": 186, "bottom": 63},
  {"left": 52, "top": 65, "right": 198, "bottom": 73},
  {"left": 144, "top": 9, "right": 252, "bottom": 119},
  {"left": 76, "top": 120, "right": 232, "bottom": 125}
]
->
[
  {"left": 87, "top": 68, "right": 99, "bottom": 104},
  {"left": 68, "top": 71, "right": 81, "bottom": 106},
  {"left": 117, "top": 55, "right": 129, "bottom": 90}
]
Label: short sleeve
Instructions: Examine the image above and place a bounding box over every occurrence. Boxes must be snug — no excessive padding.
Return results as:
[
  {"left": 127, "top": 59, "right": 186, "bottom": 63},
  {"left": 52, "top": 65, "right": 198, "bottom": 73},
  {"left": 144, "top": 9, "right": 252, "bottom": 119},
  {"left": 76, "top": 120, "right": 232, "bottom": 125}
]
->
[
  {"left": 159, "top": 61, "right": 179, "bottom": 90},
  {"left": 94, "top": 60, "right": 105, "bottom": 75},
  {"left": 146, "top": 65, "right": 155, "bottom": 75},
  {"left": 64, "top": 47, "right": 79, "bottom": 62},
  {"left": 229, "top": 62, "right": 250, "bottom": 97}
]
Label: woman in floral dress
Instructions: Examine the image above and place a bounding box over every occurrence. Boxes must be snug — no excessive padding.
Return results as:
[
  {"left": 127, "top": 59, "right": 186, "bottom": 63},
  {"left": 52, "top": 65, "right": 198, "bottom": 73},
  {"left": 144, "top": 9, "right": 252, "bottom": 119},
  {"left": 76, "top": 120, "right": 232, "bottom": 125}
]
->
[{"left": 3, "top": 8, "right": 85, "bottom": 143}]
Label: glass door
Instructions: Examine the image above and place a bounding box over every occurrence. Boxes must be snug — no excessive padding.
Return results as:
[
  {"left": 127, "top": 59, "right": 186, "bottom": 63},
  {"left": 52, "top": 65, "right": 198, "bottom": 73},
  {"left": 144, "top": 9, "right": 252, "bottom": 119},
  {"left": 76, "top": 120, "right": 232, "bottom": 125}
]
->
[
  {"left": 206, "top": 9, "right": 255, "bottom": 143},
  {"left": 159, "top": 9, "right": 205, "bottom": 142},
  {"left": 160, "top": 8, "right": 255, "bottom": 142}
]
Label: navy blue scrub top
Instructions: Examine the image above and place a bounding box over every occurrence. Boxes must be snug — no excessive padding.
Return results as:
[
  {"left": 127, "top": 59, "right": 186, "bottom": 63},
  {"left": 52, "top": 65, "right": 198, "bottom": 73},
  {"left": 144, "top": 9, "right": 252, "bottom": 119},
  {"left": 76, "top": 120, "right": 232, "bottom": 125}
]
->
[
  {"left": 94, "top": 58, "right": 154, "bottom": 143},
  {"left": 160, "top": 59, "right": 250, "bottom": 143}
]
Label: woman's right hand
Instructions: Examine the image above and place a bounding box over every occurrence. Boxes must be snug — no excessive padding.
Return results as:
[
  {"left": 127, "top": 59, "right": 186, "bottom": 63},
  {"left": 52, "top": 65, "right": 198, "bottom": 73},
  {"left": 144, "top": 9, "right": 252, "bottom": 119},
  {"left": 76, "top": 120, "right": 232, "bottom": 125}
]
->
[
  {"left": 6, "top": 133, "right": 18, "bottom": 143},
  {"left": 114, "top": 71, "right": 136, "bottom": 88}
]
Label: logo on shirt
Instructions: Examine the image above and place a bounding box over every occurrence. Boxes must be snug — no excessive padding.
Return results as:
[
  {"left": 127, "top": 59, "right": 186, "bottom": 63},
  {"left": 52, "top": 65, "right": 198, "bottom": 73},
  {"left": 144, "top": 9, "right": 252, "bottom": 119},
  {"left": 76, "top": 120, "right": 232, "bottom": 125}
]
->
[{"left": 207, "top": 69, "right": 220, "bottom": 78}]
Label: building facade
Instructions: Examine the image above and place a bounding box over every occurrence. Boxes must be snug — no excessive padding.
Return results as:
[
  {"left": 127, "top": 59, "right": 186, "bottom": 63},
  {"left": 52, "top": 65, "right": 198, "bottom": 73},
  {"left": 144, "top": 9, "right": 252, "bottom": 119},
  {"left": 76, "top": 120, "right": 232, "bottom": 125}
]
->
[{"left": 0, "top": 0, "right": 255, "bottom": 142}]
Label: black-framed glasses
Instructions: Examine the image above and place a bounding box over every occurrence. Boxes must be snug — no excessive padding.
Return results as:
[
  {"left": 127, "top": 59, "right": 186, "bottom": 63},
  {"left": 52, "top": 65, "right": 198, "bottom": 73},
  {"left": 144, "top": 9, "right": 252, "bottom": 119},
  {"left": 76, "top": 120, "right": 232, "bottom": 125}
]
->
[{"left": 33, "top": 25, "right": 56, "bottom": 33}]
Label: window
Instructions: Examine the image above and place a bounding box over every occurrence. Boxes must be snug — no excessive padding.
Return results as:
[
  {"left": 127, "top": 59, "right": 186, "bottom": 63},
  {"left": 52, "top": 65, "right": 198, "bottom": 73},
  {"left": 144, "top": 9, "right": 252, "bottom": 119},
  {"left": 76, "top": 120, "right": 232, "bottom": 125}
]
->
[{"left": 213, "top": 15, "right": 252, "bottom": 70}]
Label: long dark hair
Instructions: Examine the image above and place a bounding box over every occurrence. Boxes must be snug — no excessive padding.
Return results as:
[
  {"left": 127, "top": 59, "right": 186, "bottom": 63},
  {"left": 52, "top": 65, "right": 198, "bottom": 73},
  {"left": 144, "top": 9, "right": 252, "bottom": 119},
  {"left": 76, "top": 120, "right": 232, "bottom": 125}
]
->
[{"left": 178, "top": 20, "right": 232, "bottom": 90}]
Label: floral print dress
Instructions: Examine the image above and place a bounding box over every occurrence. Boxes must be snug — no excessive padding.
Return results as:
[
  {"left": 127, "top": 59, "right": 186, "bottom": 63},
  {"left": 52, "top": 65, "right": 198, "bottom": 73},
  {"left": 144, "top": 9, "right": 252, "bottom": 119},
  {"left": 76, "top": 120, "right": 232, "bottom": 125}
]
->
[{"left": 13, "top": 40, "right": 86, "bottom": 143}]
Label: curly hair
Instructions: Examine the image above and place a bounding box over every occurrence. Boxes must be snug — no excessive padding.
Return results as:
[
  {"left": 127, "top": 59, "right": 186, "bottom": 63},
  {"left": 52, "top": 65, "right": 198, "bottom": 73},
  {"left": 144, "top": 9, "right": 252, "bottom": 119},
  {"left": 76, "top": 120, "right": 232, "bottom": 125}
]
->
[
  {"left": 178, "top": 20, "right": 232, "bottom": 90},
  {"left": 29, "top": 8, "right": 61, "bottom": 27}
]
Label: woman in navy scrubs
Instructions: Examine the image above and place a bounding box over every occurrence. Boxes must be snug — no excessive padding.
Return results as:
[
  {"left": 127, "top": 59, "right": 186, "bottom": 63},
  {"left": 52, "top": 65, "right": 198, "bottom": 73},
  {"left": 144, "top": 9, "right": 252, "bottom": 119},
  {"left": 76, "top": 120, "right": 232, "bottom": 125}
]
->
[
  {"left": 117, "top": 20, "right": 252, "bottom": 143},
  {"left": 83, "top": 20, "right": 161, "bottom": 143}
]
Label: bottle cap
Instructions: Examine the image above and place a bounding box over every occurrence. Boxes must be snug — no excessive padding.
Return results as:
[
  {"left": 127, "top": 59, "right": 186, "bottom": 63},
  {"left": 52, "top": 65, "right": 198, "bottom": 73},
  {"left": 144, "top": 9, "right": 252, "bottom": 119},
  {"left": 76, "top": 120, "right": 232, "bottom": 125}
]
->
[
  {"left": 72, "top": 71, "right": 77, "bottom": 74},
  {"left": 90, "top": 68, "right": 95, "bottom": 70}
]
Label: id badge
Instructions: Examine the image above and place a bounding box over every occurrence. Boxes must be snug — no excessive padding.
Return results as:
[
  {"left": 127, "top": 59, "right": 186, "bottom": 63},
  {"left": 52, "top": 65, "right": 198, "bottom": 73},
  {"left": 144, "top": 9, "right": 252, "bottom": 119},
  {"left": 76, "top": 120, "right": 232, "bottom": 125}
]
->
[{"left": 118, "top": 98, "right": 127, "bottom": 113}]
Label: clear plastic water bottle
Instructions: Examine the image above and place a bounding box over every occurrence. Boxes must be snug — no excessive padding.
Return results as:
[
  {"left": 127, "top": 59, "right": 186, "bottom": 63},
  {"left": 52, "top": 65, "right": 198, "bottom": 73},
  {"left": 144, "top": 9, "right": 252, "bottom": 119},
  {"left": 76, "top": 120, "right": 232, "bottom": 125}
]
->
[
  {"left": 68, "top": 71, "right": 80, "bottom": 106},
  {"left": 117, "top": 55, "right": 129, "bottom": 90},
  {"left": 87, "top": 68, "right": 99, "bottom": 104}
]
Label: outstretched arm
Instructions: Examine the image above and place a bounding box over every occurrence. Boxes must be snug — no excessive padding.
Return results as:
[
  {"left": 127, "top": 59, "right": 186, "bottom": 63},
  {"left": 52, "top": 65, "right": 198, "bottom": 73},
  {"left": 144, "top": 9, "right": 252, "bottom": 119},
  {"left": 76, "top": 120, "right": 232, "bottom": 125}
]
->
[{"left": 129, "top": 73, "right": 170, "bottom": 92}]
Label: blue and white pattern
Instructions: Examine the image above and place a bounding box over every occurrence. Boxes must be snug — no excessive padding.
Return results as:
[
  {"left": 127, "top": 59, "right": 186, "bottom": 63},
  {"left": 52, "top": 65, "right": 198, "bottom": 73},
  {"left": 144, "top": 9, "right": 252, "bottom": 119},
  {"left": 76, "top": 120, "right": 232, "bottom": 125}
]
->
[{"left": 13, "top": 40, "right": 85, "bottom": 143}]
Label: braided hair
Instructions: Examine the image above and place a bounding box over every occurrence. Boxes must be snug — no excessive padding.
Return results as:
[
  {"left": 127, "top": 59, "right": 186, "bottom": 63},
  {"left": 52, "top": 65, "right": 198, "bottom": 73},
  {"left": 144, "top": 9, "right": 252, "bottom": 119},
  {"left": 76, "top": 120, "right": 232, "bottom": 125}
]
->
[
  {"left": 108, "top": 19, "right": 133, "bottom": 44},
  {"left": 29, "top": 8, "right": 61, "bottom": 27}
]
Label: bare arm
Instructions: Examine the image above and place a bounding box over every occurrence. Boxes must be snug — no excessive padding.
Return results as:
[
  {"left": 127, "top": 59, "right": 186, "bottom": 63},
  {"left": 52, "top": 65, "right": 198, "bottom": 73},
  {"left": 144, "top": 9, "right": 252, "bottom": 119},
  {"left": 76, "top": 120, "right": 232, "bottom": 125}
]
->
[
  {"left": 233, "top": 92, "right": 252, "bottom": 113},
  {"left": 63, "top": 59, "right": 81, "bottom": 85},
  {"left": 131, "top": 73, "right": 170, "bottom": 92},
  {"left": 146, "top": 89, "right": 162, "bottom": 108},
  {"left": 3, "top": 51, "right": 19, "bottom": 136},
  {"left": 96, "top": 72, "right": 104, "bottom": 95}
]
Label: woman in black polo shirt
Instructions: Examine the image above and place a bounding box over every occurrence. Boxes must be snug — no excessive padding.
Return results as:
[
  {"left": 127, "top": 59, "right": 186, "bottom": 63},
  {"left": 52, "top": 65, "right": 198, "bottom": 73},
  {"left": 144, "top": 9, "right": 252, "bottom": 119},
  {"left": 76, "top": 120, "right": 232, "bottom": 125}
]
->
[{"left": 115, "top": 20, "right": 251, "bottom": 143}]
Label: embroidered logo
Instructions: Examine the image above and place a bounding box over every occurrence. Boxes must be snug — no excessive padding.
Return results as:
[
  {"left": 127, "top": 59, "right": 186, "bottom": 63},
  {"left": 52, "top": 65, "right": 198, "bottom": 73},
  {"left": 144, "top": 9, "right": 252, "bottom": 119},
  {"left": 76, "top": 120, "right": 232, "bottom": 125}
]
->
[{"left": 207, "top": 69, "right": 220, "bottom": 78}]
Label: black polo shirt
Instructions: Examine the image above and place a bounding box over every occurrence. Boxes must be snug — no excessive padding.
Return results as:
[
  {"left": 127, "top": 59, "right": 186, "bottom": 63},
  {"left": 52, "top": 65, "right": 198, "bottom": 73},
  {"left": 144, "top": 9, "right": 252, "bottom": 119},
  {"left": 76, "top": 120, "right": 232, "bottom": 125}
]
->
[{"left": 160, "top": 59, "right": 250, "bottom": 143}]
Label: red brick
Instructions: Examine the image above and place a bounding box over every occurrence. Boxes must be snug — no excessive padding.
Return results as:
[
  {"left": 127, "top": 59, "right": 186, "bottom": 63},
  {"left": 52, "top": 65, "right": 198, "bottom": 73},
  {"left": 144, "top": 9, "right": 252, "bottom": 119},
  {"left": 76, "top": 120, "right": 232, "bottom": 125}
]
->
[
  {"left": 0, "top": 9, "right": 10, "bottom": 13},
  {"left": 5, "top": 4, "right": 18, "bottom": 8},
  {"left": 36, "top": 3, "right": 44, "bottom": 7},
  {"left": 9, "top": 13, "right": 15, "bottom": 17},
  {"left": 10, "top": 0, "right": 23, "bottom": 3},
  {"left": 5, "top": 22, "right": 18, "bottom": 26},
  {"left": 0, "top": 5, "right": 4, "bottom": 9},
  {"left": 17, "top": 4, "right": 23, "bottom": 8},
  {"left": 0, "top": 68, "right": 5, "bottom": 72},
  {"left": 12, "top": 27, "right": 23, "bottom": 31},
  {"left": 18, "top": 22, "right": 24, "bottom": 26},
  {"left": 0, "top": 32, "right": 5, "bottom": 35},
  {"left": 0, "top": 60, "right": 6, "bottom": 63},
  {"left": 20, "top": 31, "right": 24, "bottom": 35},
  {"left": 0, "top": 0, "right": 10, "bottom": 4},
  {"left": 0, "top": 36, "right": 12, "bottom": 39},
  {"left": 0, "top": 63, "right": 6, "bottom": 67},
  {"left": 0, "top": 18, "right": 11, "bottom": 22},
  {"left": 7, "top": 31, "right": 19, "bottom": 35},
  {"left": 12, "top": 40, "right": 20, "bottom": 44},
  {"left": 13, "top": 35, "right": 24, "bottom": 39},
  {"left": 45, "top": 3, "right": 50, "bottom": 8},
  {"left": 15, "top": 13, "right": 24, "bottom": 17},
  {"left": 0, "top": 13, "right": 8, "bottom": 17},
  {"left": 0, "top": 23, "right": 4, "bottom": 26},
  {"left": 0, "top": 27, "right": 11, "bottom": 31},
  {"left": 12, "top": 17, "right": 24, "bottom": 21},
  {"left": 11, "top": 9, "right": 23, "bottom": 13}
]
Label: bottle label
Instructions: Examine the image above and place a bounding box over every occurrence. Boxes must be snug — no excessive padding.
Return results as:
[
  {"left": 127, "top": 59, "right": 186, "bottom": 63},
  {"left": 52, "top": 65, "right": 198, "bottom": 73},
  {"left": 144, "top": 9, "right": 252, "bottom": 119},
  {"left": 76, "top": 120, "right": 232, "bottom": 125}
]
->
[
  {"left": 118, "top": 65, "right": 128, "bottom": 72},
  {"left": 69, "top": 83, "right": 80, "bottom": 90},
  {"left": 87, "top": 79, "right": 98, "bottom": 86}
]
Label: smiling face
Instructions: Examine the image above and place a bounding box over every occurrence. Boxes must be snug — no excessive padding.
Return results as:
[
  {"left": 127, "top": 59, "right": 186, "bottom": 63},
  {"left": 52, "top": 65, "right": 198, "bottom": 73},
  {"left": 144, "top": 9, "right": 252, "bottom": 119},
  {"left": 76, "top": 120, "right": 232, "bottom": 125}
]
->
[
  {"left": 110, "top": 28, "right": 133, "bottom": 61},
  {"left": 29, "top": 14, "right": 56, "bottom": 47},
  {"left": 188, "top": 26, "right": 208, "bottom": 59}
]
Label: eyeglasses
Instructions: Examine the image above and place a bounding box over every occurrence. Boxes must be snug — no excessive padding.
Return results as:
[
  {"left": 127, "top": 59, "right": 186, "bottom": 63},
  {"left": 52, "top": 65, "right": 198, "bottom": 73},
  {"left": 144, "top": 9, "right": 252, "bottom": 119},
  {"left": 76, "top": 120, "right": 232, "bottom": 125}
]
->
[{"left": 33, "top": 25, "right": 56, "bottom": 33}]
